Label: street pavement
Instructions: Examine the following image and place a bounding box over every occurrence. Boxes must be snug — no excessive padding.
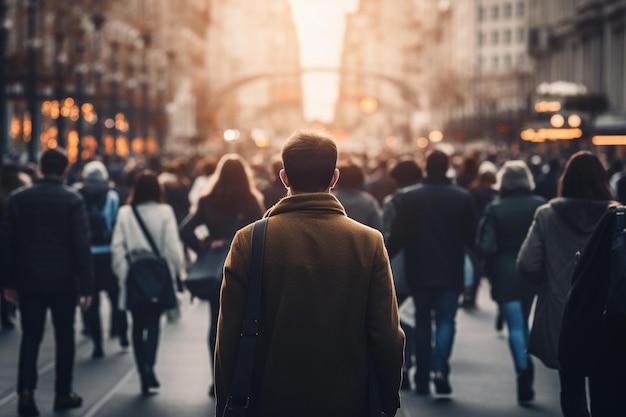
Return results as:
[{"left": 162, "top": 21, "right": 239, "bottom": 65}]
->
[{"left": 0, "top": 284, "right": 563, "bottom": 417}]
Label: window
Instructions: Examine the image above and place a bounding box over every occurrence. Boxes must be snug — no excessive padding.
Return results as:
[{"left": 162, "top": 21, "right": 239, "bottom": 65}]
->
[
  {"left": 504, "top": 54, "right": 512, "bottom": 68},
  {"left": 516, "top": 28, "right": 525, "bottom": 43},
  {"left": 492, "top": 5, "right": 499, "bottom": 20},
  {"left": 492, "top": 56, "right": 499, "bottom": 70},
  {"left": 516, "top": 1, "right": 525, "bottom": 17},
  {"left": 478, "top": 55, "right": 485, "bottom": 71},
  {"left": 478, "top": 31, "right": 486, "bottom": 46},
  {"left": 492, "top": 30, "right": 499, "bottom": 45},
  {"left": 517, "top": 53, "right": 525, "bottom": 68},
  {"left": 478, "top": 5, "right": 485, "bottom": 21},
  {"left": 503, "top": 29, "right": 512, "bottom": 44},
  {"left": 503, "top": 3, "right": 512, "bottom": 18}
]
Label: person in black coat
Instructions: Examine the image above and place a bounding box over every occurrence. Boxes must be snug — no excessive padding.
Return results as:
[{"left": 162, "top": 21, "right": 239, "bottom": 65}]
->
[
  {"left": 386, "top": 149, "right": 478, "bottom": 396},
  {"left": 0, "top": 148, "right": 94, "bottom": 417}
]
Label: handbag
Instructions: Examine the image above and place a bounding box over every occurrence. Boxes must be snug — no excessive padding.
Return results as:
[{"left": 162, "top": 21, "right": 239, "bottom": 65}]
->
[
  {"left": 126, "top": 205, "right": 178, "bottom": 311},
  {"left": 185, "top": 240, "right": 231, "bottom": 300},
  {"left": 222, "top": 218, "right": 268, "bottom": 417}
]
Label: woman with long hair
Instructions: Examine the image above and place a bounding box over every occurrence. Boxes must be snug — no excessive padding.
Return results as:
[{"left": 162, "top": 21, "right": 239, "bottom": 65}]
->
[
  {"left": 179, "top": 154, "right": 264, "bottom": 397},
  {"left": 111, "top": 170, "right": 182, "bottom": 394},
  {"left": 517, "top": 151, "right": 617, "bottom": 417}
]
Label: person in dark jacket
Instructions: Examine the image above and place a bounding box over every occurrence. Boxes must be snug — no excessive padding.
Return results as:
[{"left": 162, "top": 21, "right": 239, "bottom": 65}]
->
[
  {"left": 179, "top": 153, "right": 264, "bottom": 398},
  {"left": 476, "top": 160, "right": 546, "bottom": 404},
  {"left": 387, "top": 149, "right": 478, "bottom": 396},
  {"left": 517, "top": 151, "right": 617, "bottom": 417},
  {"left": 0, "top": 148, "right": 94, "bottom": 417}
]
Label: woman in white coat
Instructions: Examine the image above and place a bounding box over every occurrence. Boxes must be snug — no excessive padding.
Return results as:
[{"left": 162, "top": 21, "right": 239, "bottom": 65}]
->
[{"left": 111, "top": 170, "right": 182, "bottom": 394}]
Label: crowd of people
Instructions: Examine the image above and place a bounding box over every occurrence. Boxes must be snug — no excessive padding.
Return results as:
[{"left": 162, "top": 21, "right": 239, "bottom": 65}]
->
[{"left": 1, "top": 134, "right": 625, "bottom": 416}]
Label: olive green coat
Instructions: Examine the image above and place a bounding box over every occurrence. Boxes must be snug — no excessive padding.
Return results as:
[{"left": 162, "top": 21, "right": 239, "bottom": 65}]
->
[{"left": 215, "top": 193, "right": 405, "bottom": 417}]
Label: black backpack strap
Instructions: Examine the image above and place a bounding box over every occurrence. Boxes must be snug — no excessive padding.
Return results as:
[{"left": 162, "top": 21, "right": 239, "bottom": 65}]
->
[
  {"left": 131, "top": 204, "right": 162, "bottom": 258},
  {"left": 224, "top": 218, "right": 268, "bottom": 414},
  {"left": 616, "top": 205, "right": 625, "bottom": 233}
]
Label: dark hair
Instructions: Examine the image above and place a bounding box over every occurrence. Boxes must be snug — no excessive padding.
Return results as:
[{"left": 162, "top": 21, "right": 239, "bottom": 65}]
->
[
  {"left": 425, "top": 150, "right": 449, "bottom": 177},
  {"left": 39, "top": 147, "right": 69, "bottom": 176},
  {"left": 558, "top": 151, "right": 614, "bottom": 200},
  {"left": 281, "top": 130, "right": 337, "bottom": 192},
  {"left": 127, "top": 170, "right": 163, "bottom": 205},
  {"left": 204, "top": 154, "right": 263, "bottom": 215},
  {"left": 390, "top": 159, "right": 422, "bottom": 188},
  {"left": 336, "top": 159, "right": 365, "bottom": 190}
]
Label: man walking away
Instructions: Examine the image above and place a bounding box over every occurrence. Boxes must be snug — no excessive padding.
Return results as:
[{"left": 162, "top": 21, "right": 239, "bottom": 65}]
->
[
  {"left": 215, "top": 130, "right": 405, "bottom": 417},
  {"left": 0, "top": 147, "right": 94, "bottom": 417},
  {"left": 386, "top": 149, "right": 478, "bottom": 396}
]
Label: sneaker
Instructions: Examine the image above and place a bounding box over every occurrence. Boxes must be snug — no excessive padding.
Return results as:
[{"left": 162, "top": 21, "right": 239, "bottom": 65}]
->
[
  {"left": 53, "top": 393, "right": 83, "bottom": 411},
  {"left": 17, "top": 392, "right": 39, "bottom": 417},
  {"left": 433, "top": 372, "right": 452, "bottom": 395},
  {"left": 92, "top": 347, "right": 104, "bottom": 359},
  {"left": 119, "top": 335, "right": 129, "bottom": 349}
]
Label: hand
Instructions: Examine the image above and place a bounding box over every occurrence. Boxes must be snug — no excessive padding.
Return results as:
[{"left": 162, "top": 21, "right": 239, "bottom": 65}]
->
[
  {"left": 3, "top": 289, "right": 17, "bottom": 305},
  {"left": 79, "top": 296, "right": 92, "bottom": 311}
]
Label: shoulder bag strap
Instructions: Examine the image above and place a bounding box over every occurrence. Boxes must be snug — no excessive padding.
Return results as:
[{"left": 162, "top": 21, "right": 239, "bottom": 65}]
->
[
  {"left": 131, "top": 204, "right": 163, "bottom": 258},
  {"left": 224, "top": 217, "right": 268, "bottom": 414}
]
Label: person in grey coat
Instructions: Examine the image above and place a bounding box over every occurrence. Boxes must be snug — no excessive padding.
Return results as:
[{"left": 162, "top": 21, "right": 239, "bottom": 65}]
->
[
  {"left": 516, "top": 151, "right": 617, "bottom": 417},
  {"left": 476, "top": 160, "right": 545, "bottom": 404}
]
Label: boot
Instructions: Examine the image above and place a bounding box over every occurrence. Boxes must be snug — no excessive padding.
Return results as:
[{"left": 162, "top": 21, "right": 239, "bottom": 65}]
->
[{"left": 517, "top": 359, "right": 535, "bottom": 404}]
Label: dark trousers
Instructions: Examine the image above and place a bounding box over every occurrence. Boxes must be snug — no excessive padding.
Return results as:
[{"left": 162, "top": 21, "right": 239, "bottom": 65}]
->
[
  {"left": 207, "top": 285, "right": 220, "bottom": 368},
  {"left": 130, "top": 307, "right": 162, "bottom": 374},
  {"left": 412, "top": 288, "right": 460, "bottom": 385},
  {"left": 17, "top": 293, "right": 77, "bottom": 396},
  {"left": 86, "top": 289, "right": 128, "bottom": 350}
]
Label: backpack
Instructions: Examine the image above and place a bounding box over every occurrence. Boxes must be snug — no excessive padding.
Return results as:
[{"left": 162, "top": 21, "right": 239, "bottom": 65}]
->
[
  {"left": 126, "top": 253, "right": 177, "bottom": 310},
  {"left": 608, "top": 205, "right": 626, "bottom": 315},
  {"left": 82, "top": 189, "right": 112, "bottom": 246},
  {"left": 125, "top": 205, "right": 177, "bottom": 311}
]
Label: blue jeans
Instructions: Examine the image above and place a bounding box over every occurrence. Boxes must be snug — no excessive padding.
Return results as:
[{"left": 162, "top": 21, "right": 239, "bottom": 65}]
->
[
  {"left": 412, "top": 289, "right": 460, "bottom": 384},
  {"left": 500, "top": 298, "right": 533, "bottom": 371}
]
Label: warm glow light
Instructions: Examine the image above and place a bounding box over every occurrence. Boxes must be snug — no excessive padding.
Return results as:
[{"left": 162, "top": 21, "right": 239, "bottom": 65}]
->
[
  {"left": 359, "top": 97, "right": 378, "bottom": 114},
  {"left": 534, "top": 101, "right": 562, "bottom": 113},
  {"left": 416, "top": 137, "right": 429, "bottom": 148},
  {"left": 520, "top": 128, "right": 583, "bottom": 141},
  {"left": 429, "top": 130, "right": 443, "bottom": 142},
  {"left": 47, "top": 138, "right": 58, "bottom": 149},
  {"left": 568, "top": 114, "right": 582, "bottom": 128},
  {"left": 223, "top": 129, "right": 240, "bottom": 141},
  {"left": 385, "top": 135, "right": 398, "bottom": 147},
  {"left": 104, "top": 118, "right": 115, "bottom": 129},
  {"left": 592, "top": 135, "right": 626, "bottom": 146},
  {"left": 131, "top": 137, "right": 145, "bottom": 154},
  {"left": 550, "top": 114, "right": 565, "bottom": 128}
]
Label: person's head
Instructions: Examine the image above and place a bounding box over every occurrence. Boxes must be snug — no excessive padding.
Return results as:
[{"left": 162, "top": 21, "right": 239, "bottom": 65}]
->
[
  {"left": 39, "top": 147, "right": 69, "bottom": 177},
  {"left": 127, "top": 170, "right": 163, "bottom": 205},
  {"left": 335, "top": 159, "right": 365, "bottom": 190},
  {"left": 81, "top": 160, "right": 109, "bottom": 183},
  {"left": 559, "top": 151, "right": 614, "bottom": 200},
  {"left": 281, "top": 129, "right": 338, "bottom": 193},
  {"left": 425, "top": 149, "right": 449, "bottom": 178},
  {"left": 389, "top": 158, "right": 422, "bottom": 188},
  {"left": 495, "top": 160, "right": 535, "bottom": 196}
]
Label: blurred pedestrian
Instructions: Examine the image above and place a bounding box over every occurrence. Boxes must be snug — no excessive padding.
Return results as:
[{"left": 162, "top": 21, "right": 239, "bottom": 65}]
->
[
  {"left": 188, "top": 156, "right": 218, "bottom": 208},
  {"left": 517, "top": 151, "right": 617, "bottom": 417},
  {"left": 259, "top": 155, "right": 287, "bottom": 210},
  {"left": 476, "top": 161, "right": 546, "bottom": 404},
  {"left": 179, "top": 153, "right": 264, "bottom": 398},
  {"left": 387, "top": 149, "right": 478, "bottom": 396},
  {"left": 74, "top": 160, "right": 128, "bottom": 358},
  {"left": 0, "top": 163, "right": 32, "bottom": 330},
  {"left": 111, "top": 170, "right": 182, "bottom": 395},
  {"left": 0, "top": 148, "right": 94, "bottom": 416},
  {"left": 158, "top": 160, "right": 191, "bottom": 225},
  {"left": 215, "top": 130, "right": 404, "bottom": 417},
  {"left": 534, "top": 157, "right": 561, "bottom": 201},
  {"left": 333, "top": 158, "right": 383, "bottom": 232},
  {"left": 382, "top": 157, "right": 423, "bottom": 390}
]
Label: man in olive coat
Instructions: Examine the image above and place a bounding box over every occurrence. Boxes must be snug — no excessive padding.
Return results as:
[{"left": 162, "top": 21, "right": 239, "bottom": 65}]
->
[{"left": 215, "top": 130, "right": 405, "bottom": 417}]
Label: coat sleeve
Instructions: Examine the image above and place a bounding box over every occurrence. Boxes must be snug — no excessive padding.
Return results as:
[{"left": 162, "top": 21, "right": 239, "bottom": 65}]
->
[
  {"left": 178, "top": 209, "right": 204, "bottom": 253},
  {"left": 517, "top": 209, "right": 545, "bottom": 285},
  {"left": 0, "top": 198, "right": 17, "bottom": 288},
  {"left": 367, "top": 234, "right": 405, "bottom": 416},
  {"left": 110, "top": 207, "right": 129, "bottom": 283},
  {"left": 476, "top": 205, "right": 497, "bottom": 257},
  {"left": 385, "top": 194, "right": 407, "bottom": 258}
]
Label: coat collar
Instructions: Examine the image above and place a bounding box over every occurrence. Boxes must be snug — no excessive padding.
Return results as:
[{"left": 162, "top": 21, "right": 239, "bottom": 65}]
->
[
  {"left": 265, "top": 192, "right": 347, "bottom": 218},
  {"left": 36, "top": 175, "right": 64, "bottom": 185}
]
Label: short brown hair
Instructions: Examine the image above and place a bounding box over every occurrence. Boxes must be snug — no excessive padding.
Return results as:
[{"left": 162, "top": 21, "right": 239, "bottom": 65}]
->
[{"left": 281, "top": 130, "right": 337, "bottom": 192}]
